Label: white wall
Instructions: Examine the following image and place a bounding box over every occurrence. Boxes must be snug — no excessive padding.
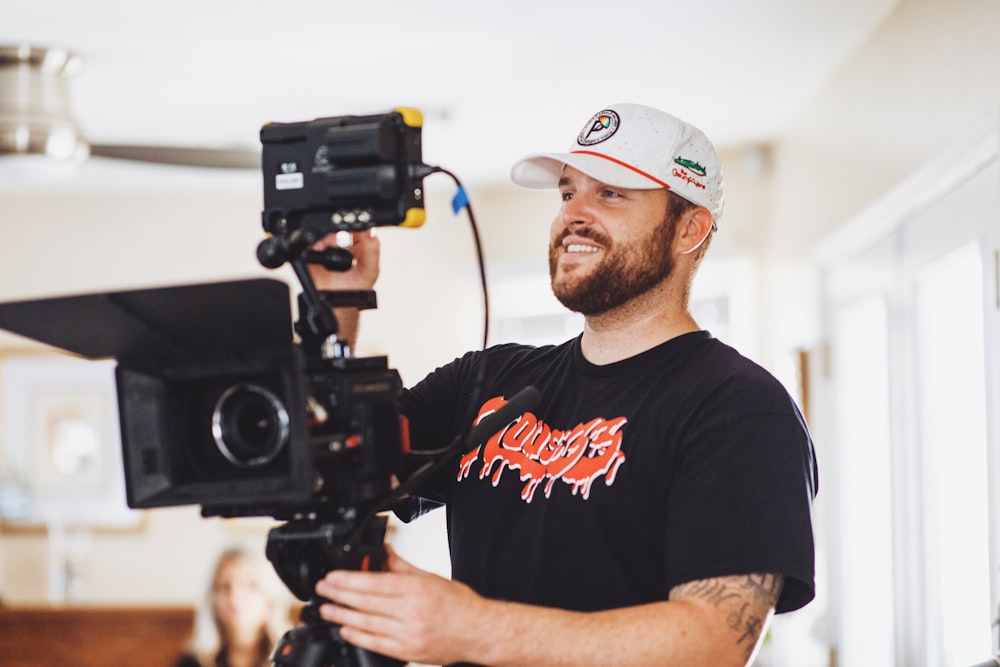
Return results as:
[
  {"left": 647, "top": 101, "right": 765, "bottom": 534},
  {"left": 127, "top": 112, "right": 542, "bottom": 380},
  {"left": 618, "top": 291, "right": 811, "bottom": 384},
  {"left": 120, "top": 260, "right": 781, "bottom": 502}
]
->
[{"left": 762, "top": 0, "right": 1000, "bottom": 363}]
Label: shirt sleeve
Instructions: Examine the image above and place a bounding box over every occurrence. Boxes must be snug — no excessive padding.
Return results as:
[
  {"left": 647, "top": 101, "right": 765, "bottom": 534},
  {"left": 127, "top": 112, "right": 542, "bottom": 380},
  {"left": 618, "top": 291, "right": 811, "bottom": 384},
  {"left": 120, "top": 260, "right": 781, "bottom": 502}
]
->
[
  {"left": 393, "top": 348, "right": 487, "bottom": 513},
  {"left": 663, "top": 396, "right": 818, "bottom": 613}
]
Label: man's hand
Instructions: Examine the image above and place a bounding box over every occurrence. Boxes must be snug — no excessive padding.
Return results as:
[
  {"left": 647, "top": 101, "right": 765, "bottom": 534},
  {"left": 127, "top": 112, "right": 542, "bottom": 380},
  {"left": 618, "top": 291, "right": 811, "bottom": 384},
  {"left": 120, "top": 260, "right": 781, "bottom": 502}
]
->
[
  {"left": 315, "top": 545, "right": 486, "bottom": 666},
  {"left": 308, "top": 229, "right": 381, "bottom": 292}
]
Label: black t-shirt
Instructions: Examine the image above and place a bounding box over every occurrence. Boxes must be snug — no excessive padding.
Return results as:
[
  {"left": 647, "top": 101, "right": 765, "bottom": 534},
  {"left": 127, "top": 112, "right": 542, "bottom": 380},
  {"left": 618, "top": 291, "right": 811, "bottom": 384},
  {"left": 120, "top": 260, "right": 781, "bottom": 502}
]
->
[{"left": 398, "top": 331, "right": 817, "bottom": 614}]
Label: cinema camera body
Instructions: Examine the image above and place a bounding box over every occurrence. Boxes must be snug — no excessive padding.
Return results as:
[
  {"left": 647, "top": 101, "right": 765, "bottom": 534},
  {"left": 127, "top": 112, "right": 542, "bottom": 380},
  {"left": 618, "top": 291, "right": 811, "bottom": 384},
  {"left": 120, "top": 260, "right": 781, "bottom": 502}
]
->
[
  {"left": 127, "top": 109, "right": 431, "bottom": 529},
  {"left": 0, "top": 109, "right": 435, "bottom": 604},
  {"left": 136, "top": 109, "right": 445, "bottom": 667}
]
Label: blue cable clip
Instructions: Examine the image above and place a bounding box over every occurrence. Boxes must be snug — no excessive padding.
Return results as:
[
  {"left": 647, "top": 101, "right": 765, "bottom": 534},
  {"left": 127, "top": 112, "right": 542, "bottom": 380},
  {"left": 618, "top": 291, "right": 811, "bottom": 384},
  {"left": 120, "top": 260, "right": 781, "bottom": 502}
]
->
[{"left": 451, "top": 184, "right": 469, "bottom": 215}]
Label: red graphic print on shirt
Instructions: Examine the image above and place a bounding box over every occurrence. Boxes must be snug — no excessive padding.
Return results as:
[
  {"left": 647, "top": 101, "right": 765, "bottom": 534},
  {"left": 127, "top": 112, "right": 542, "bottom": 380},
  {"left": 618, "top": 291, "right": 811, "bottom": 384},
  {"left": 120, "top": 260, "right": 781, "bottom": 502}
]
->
[{"left": 458, "top": 395, "right": 627, "bottom": 503}]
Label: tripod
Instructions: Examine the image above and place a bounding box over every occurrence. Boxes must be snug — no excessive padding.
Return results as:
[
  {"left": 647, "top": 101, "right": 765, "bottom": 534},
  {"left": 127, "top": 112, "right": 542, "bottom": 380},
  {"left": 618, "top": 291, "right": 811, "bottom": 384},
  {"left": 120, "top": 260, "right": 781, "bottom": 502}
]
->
[{"left": 266, "top": 515, "right": 404, "bottom": 667}]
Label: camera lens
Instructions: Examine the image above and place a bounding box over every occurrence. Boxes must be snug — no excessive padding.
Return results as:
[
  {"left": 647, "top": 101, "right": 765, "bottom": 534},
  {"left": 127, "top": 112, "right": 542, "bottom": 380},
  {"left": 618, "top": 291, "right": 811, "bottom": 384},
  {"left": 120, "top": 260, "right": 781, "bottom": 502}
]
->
[{"left": 211, "top": 384, "right": 290, "bottom": 468}]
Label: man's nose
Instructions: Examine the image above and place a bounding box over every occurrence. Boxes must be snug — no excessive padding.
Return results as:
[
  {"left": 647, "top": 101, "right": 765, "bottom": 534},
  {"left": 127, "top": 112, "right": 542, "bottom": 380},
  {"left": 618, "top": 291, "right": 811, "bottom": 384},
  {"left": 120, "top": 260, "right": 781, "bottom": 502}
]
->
[{"left": 559, "top": 195, "right": 593, "bottom": 228}]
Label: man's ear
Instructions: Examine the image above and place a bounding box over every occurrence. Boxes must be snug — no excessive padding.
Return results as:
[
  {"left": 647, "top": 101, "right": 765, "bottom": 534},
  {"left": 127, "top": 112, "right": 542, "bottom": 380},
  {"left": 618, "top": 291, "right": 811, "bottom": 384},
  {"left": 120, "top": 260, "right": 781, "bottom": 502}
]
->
[{"left": 677, "top": 207, "right": 715, "bottom": 255}]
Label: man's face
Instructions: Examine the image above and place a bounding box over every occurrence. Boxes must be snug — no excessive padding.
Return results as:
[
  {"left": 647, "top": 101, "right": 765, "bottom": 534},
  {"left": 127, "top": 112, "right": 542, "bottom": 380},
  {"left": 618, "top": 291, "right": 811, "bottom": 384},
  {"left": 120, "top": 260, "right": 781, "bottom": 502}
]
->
[{"left": 548, "top": 167, "right": 678, "bottom": 315}]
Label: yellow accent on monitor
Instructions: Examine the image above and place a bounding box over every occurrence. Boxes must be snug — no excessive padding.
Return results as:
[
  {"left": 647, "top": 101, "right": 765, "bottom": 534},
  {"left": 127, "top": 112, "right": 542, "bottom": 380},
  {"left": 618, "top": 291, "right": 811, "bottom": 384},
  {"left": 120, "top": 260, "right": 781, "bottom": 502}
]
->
[
  {"left": 400, "top": 207, "right": 426, "bottom": 228},
  {"left": 395, "top": 107, "right": 424, "bottom": 128}
]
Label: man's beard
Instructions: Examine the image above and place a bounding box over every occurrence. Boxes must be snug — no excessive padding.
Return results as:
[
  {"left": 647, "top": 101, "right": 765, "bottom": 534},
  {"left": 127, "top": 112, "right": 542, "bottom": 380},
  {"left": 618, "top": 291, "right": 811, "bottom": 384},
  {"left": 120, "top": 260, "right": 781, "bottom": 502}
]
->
[{"left": 548, "top": 212, "right": 677, "bottom": 316}]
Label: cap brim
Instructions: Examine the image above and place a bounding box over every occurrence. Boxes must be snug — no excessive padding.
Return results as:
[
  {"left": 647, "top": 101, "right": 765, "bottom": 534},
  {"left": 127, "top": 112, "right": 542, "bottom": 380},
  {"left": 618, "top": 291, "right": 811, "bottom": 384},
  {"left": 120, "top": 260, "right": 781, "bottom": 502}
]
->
[{"left": 511, "top": 152, "right": 663, "bottom": 190}]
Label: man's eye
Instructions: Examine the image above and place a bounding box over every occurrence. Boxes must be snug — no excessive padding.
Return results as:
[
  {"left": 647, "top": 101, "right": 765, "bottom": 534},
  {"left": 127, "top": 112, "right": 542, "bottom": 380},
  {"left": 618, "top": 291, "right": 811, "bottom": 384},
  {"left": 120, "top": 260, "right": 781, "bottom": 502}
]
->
[
  {"left": 560, "top": 191, "right": 573, "bottom": 201},
  {"left": 602, "top": 189, "right": 622, "bottom": 198}
]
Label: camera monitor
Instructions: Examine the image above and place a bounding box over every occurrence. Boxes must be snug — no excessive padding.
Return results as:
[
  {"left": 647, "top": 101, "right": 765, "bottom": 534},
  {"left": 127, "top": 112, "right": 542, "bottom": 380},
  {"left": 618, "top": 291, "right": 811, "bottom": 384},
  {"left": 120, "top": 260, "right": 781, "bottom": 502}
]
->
[{"left": 260, "top": 109, "right": 428, "bottom": 236}]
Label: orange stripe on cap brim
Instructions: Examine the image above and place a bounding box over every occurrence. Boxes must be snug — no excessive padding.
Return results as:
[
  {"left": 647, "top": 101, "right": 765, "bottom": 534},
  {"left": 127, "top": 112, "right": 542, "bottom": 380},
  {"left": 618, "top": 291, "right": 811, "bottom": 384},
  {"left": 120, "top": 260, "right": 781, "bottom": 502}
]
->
[{"left": 570, "top": 150, "right": 671, "bottom": 190}]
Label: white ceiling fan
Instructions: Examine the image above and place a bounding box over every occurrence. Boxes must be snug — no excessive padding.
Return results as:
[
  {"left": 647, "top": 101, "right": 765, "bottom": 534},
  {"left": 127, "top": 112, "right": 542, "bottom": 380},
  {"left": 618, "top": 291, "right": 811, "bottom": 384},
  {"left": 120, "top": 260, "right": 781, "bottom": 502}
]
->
[{"left": 0, "top": 44, "right": 260, "bottom": 171}]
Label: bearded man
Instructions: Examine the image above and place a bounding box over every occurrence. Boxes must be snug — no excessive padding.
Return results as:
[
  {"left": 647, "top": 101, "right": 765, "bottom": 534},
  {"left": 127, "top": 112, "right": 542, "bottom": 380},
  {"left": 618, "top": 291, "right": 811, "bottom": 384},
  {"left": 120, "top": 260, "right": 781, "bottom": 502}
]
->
[{"left": 309, "top": 103, "right": 817, "bottom": 667}]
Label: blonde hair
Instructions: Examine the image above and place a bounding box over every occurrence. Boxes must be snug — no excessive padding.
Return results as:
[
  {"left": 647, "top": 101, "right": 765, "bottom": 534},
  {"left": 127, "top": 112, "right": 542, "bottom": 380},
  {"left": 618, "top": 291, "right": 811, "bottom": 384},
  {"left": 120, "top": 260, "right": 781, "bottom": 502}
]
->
[{"left": 186, "top": 546, "right": 292, "bottom": 667}]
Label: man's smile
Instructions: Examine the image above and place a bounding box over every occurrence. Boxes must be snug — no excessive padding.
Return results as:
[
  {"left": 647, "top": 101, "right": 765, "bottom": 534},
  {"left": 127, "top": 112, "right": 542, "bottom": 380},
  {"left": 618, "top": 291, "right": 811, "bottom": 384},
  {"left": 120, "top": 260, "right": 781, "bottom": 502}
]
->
[{"left": 564, "top": 243, "right": 602, "bottom": 254}]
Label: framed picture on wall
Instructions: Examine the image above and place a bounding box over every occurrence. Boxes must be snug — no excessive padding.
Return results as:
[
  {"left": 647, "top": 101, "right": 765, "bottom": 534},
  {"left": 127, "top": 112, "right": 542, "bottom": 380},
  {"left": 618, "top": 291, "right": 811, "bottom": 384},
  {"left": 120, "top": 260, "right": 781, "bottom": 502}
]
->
[{"left": 0, "top": 350, "right": 142, "bottom": 532}]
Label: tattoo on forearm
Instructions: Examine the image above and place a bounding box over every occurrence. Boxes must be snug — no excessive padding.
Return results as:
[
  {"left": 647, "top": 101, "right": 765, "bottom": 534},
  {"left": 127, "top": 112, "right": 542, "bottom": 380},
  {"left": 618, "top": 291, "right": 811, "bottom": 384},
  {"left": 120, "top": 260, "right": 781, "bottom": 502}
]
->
[{"left": 669, "top": 573, "right": 784, "bottom": 659}]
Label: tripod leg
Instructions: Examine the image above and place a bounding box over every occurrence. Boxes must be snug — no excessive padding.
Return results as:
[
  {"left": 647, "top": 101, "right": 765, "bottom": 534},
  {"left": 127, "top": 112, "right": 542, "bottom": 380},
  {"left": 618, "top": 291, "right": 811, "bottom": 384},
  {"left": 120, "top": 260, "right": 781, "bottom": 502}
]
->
[
  {"left": 270, "top": 600, "right": 405, "bottom": 667},
  {"left": 271, "top": 623, "right": 332, "bottom": 667}
]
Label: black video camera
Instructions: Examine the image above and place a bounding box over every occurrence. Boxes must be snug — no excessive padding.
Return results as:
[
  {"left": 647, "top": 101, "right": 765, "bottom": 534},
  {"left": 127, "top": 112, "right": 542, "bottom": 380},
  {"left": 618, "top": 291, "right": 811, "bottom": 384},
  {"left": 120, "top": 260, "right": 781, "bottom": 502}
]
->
[
  {"left": 0, "top": 109, "right": 442, "bottom": 667},
  {"left": 110, "top": 281, "right": 407, "bottom": 525},
  {"left": 0, "top": 275, "right": 406, "bottom": 528},
  {"left": 0, "top": 109, "right": 430, "bottom": 524},
  {"left": 120, "top": 109, "right": 436, "bottom": 523}
]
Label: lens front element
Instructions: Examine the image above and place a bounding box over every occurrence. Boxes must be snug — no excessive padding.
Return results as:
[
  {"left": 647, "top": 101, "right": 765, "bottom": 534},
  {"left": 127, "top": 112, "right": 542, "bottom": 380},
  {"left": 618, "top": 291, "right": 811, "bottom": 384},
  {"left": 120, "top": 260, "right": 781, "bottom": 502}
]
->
[{"left": 211, "top": 383, "right": 290, "bottom": 468}]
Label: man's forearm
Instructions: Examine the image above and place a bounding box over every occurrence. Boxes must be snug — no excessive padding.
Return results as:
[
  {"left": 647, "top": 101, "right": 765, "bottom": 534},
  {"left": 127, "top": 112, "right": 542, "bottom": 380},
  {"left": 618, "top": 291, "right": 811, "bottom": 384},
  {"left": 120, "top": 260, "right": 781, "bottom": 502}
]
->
[
  {"left": 316, "top": 535, "right": 779, "bottom": 667},
  {"left": 470, "top": 595, "right": 769, "bottom": 667},
  {"left": 333, "top": 306, "right": 361, "bottom": 353}
]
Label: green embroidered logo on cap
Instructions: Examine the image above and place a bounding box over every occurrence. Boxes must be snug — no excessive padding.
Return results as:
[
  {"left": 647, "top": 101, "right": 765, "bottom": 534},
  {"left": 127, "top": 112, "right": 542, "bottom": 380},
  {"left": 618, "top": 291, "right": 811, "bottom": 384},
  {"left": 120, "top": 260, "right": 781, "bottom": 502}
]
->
[{"left": 674, "top": 157, "right": 706, "bottom": 177}]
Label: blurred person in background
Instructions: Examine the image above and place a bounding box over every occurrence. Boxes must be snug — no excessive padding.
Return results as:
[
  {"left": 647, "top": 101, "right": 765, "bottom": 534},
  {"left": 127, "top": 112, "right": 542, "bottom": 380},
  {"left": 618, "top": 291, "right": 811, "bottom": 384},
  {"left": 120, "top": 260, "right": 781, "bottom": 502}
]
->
[{"left": 175, "top": 546, "right": 290, "bottom": 667}]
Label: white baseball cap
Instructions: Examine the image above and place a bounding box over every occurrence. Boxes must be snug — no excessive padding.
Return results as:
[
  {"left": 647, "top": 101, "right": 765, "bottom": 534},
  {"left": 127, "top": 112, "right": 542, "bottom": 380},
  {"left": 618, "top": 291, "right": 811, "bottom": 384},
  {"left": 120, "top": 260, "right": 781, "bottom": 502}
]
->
[{"left": 510, "top": 103, "right": 724, "bottom": 227}]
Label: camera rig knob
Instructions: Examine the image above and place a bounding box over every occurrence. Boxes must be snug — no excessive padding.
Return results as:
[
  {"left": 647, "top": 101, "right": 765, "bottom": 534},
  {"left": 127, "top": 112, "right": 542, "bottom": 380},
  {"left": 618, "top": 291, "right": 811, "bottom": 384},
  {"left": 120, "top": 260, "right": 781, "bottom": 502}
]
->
[{"left": 257, "top": 234, "right": 355, "bottom": 271}]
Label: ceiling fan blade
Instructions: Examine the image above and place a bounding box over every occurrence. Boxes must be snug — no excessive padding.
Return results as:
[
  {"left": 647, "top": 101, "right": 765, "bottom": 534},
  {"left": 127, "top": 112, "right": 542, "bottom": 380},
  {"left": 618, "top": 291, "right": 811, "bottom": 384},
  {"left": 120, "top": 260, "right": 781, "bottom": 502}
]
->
[
  {"left": 90, "top": 143, "right": 261, "bottom": 169},
  {"left": 2, "top": 45, "right": 264, "bottom": 172}
]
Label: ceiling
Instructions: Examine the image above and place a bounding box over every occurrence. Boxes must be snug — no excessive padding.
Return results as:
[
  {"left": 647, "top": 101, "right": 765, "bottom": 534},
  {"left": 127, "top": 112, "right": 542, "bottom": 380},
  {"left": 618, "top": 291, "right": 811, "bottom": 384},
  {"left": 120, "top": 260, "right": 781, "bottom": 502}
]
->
[{"left": 1, "top": 0, "right": 897, "bottom": 191}]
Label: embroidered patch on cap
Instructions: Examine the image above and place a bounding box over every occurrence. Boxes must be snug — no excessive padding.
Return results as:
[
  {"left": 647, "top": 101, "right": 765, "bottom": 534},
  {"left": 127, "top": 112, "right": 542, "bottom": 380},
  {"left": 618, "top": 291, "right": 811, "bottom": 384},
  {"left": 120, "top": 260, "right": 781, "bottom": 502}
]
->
[
  {"left": 674, "top": 156, "right": 707, "bottom": 177},
  {"left": 577, "top": 109, "right": 620, "bottom": 146}
]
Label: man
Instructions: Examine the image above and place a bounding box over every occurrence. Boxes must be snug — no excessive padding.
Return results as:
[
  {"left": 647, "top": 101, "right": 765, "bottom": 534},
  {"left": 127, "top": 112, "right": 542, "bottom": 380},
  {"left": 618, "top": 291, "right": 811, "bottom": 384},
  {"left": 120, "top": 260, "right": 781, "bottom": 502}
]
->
[{"left": 310, "top": 103, "right": 817, "bottom": 666}]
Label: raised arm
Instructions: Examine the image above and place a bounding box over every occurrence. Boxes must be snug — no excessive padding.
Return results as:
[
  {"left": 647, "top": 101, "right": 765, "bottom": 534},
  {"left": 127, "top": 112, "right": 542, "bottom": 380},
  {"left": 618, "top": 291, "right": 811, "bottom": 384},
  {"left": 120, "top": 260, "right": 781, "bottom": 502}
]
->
[{"left": 306, "top": 229, "right": 381, "bottom": 351}]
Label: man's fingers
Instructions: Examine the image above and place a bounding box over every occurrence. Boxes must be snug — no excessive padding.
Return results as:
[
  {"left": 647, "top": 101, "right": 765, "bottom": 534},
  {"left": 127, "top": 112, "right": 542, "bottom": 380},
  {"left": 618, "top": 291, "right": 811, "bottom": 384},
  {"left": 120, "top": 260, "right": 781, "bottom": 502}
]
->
[
  {"left": 308, "top": 232, "right": 340, "bottom": 251},
  {"left": 320, "top": 597, "right": 429, "bottom": 665},
  {"left": 336, "top": 624, "right": 409, "bottom": 663},
  {"left": 320, "top": 597, "right": 396, "bottom": 628},
  {"left": 316, "top": 569, "right": 422, "bottom": 617}
]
